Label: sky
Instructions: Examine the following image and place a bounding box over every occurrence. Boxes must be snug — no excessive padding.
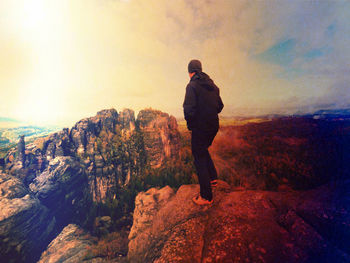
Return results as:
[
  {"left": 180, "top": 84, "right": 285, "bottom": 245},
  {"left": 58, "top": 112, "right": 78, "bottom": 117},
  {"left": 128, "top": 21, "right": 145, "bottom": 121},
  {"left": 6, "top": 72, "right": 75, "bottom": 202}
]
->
[{"left": 0, "top": 0, "right": 349, "bottom": 126}]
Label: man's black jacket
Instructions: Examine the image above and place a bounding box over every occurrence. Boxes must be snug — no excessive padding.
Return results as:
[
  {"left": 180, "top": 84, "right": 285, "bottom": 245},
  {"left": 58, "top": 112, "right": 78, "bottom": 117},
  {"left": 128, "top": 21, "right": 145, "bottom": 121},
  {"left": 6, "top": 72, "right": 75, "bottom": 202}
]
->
[{"left": 183, "top": 72, "right": 224, "bottom": 132}]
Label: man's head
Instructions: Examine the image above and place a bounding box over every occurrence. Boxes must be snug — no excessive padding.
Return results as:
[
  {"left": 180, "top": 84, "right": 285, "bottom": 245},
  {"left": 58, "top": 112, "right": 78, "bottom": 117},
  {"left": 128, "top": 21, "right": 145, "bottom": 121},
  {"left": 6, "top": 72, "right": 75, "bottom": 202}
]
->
[{"left": 188, "top": 59, "right": 202, "bottom": 74}]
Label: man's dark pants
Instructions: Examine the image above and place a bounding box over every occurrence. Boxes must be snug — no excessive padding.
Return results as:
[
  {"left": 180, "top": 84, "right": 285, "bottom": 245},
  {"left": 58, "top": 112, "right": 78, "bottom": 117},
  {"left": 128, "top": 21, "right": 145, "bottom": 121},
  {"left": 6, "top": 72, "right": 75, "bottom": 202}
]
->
[{"left": 191, "top": 128, "right": 218, "bottom": 201}]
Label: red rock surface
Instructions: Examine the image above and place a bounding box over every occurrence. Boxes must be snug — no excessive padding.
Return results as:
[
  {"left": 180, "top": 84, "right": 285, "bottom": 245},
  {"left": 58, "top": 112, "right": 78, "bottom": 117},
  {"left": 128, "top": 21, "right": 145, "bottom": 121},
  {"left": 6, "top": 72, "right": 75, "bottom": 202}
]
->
[{"left": 128, "top": 180, "right": 350, "bottom": 263}]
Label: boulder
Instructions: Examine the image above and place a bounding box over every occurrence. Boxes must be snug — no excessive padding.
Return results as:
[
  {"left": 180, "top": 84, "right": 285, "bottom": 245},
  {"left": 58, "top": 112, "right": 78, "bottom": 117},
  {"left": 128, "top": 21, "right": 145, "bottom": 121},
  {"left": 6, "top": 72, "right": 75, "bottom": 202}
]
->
[
  {"left": 38, "top": 224, "right": 94, "bottom": 263},
  {"left": 128, "top": 185, "right": 175, "bottom": 242},
  {"left": 0, "top": 172, "right": 56, "bottom": 263},
  {"left": 29, "top": 156, "right": 87, "bottom": 226}
]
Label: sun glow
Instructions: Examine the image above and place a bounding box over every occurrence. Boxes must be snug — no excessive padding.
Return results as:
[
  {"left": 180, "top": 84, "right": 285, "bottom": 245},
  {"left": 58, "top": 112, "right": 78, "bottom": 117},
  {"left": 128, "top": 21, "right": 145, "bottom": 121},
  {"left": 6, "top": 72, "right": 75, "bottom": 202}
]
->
[
  {"left": 19, "top": 0, "right": 48, "bottom": 31},
  {"left": 6, "top": 0, "right": 68, "bottom": 125}
]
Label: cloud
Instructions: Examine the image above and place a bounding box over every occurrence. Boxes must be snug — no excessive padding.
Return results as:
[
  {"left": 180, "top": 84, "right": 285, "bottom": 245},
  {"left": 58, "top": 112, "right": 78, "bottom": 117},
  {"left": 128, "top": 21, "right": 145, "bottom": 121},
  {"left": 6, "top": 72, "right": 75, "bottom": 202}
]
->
[
  {"left": 256, "top": 39, "right": 297, "bottom": 66},
  {"left": 1, "top": 0, "right": 350, "bottom": 125}
]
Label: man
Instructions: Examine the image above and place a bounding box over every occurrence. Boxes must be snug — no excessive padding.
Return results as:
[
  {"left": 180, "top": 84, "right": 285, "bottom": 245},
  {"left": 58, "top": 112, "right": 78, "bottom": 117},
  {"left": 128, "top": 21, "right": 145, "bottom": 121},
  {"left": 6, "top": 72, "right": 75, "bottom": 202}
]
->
[{"left": 183, "top": 59, "right": 224, "bottom": 205}]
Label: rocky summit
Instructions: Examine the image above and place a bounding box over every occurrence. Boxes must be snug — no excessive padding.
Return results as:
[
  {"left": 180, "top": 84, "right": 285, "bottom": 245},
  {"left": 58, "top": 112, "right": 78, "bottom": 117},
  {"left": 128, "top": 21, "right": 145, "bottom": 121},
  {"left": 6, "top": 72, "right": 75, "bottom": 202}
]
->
[{"left": 128, "top": 180, "right": 350, "bottom": 263}]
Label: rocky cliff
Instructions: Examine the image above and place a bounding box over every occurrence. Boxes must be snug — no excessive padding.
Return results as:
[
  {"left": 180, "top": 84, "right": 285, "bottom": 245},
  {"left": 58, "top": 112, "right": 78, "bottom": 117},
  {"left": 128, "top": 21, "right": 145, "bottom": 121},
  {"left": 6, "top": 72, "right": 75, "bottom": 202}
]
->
[
  {"left": 3, "top": 108, "right": 180, "bottom": 202},
  {"left": 128, "top": 180, "right": 350, "bottom": 263},
  {"left": 0, "top": 108, "right": 181, "bottom": 262}
]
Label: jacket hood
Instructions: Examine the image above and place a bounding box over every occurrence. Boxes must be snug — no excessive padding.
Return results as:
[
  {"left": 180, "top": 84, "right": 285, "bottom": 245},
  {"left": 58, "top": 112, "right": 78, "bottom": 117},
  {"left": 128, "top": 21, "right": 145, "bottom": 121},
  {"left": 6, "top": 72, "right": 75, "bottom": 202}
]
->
[{"left": 192, "top": 72, "right": 215, "bottom": 91}]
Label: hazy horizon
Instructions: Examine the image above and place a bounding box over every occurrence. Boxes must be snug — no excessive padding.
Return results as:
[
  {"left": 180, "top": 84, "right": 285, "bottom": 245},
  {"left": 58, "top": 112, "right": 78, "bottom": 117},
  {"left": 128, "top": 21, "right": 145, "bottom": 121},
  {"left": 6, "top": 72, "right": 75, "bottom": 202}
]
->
[{"left": 1, "top": 0, "right": 349, "bottom": 126}]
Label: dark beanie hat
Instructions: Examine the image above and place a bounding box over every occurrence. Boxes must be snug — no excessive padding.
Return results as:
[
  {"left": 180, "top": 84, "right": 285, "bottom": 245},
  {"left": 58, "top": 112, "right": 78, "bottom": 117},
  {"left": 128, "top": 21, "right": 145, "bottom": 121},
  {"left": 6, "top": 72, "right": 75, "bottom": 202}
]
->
[{"left": 188, "top": 59, "right": 202, "bottom": 73}]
